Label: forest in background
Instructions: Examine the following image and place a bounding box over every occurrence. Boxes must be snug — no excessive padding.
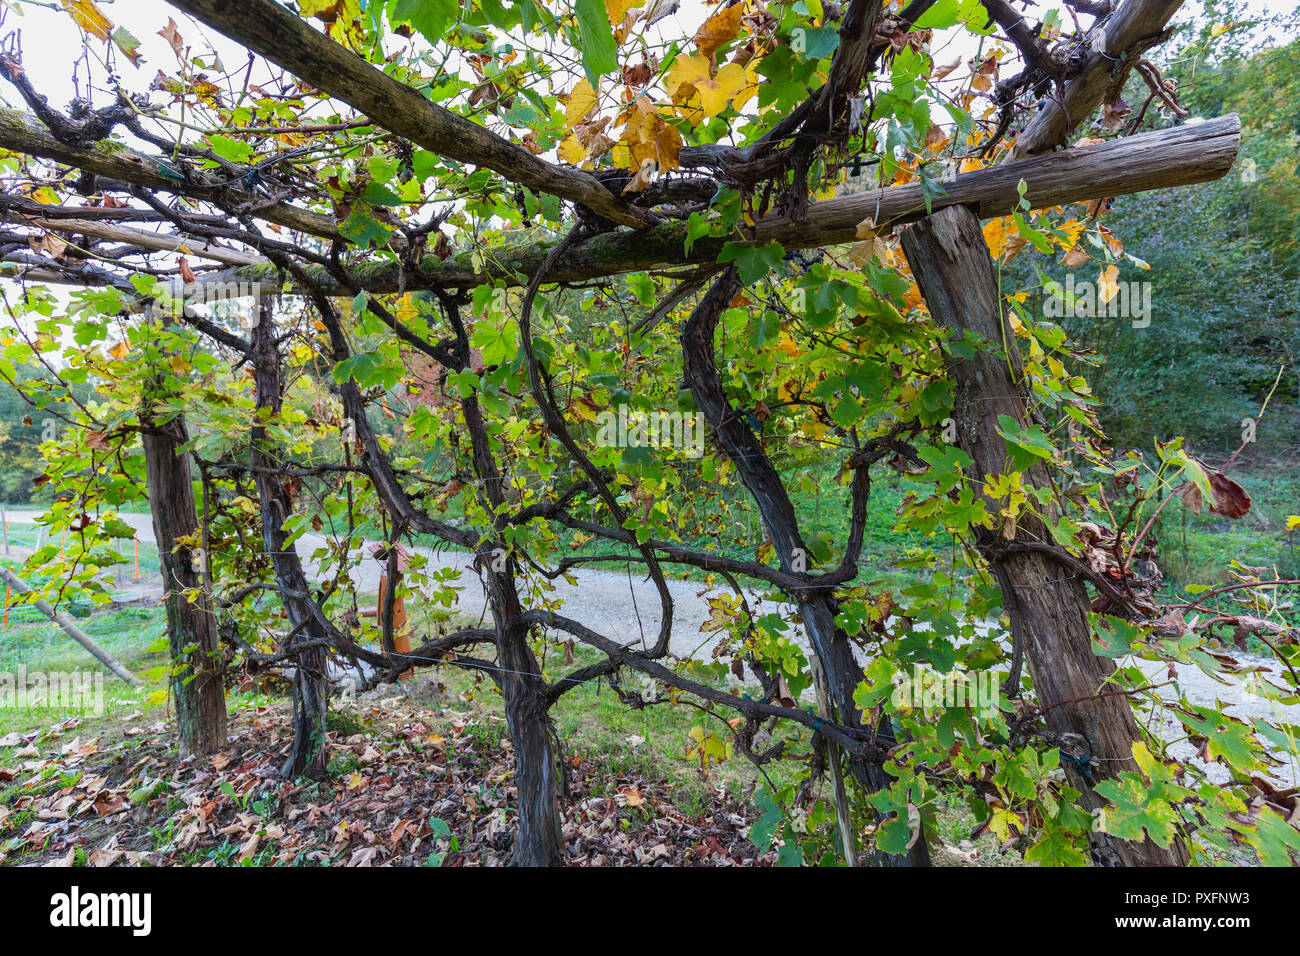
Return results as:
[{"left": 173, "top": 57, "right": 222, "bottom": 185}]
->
[{"left": 3, "top": 11, "right": 1294, "bottom": 589}]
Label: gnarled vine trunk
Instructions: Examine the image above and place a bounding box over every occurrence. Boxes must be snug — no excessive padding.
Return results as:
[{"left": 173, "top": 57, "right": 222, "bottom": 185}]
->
[
  {"left": 141, "top": 406, "right": 227, "bottom": 757},
  {"left": 250, "top": 299, "right": 330, "bottom": 779},
  {"left": 497, "top": 595, "right": 565, "bottom": 867},
  {"left": 682, "top": 269, "right": 930, "bottom": 867},
  {"left": 141, "top": 305, "right": 227, "bottom": 757}
]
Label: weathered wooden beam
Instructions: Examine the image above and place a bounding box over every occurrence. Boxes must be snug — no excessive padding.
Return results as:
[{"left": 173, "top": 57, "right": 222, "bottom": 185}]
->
[
  {"left": 1012, "top": 0, "right": 1187, "bottom": 157},
  {"left": 6, "top": 114, "right": 1239, "bottom": 296},
  {"left": 0, "top": 107, "right": 340, "bottom": 240},
  {"left": 29, "top": 218, "right": 268, "bottom": 266},
  {"left": 168, "top": 0, "right": 658, "bottom": 230}
]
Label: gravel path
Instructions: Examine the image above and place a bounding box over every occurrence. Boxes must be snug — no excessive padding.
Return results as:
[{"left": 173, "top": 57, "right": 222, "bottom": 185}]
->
[{"left": 7, "top": 509, "right": 1296, "bottom": 782}]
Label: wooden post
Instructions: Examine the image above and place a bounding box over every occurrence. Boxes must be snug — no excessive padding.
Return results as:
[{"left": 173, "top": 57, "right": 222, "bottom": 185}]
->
[
  {"left": 810, "top": 654, "right": 858, "bottom": 867},
  {"left": 360, "top": 548, "right": 413, "bottom": 681},
  {"left": 900, "top": 204, "right": 1189, "bottom": 866},
  {"left": 0, "top": 566, "right": 140, "bottom": 684},
  {"left": 133, "top": 539, "right": 141, "bottom": 581}
]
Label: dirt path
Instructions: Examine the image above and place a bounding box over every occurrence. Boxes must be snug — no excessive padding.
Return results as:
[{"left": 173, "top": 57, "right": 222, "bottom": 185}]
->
[{"left": 7, "top": 509, "right": 1296, "bottom": 782}]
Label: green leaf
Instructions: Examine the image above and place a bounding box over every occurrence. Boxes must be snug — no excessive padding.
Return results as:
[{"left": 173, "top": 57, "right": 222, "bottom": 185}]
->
[
  {"left": 1248, "top": 808, "right": 1300, "bottom": 866},
  {"left": 1179, "top": 706, "right": 1264, "bottom": 774},
  {"left": 996, "top": 414, "right": 1057, "bottom": 471},
  {"left": 130, "top": 782, "right": 161, "bottom": 804},
  {"left": 717, "top": 241, "right": 784, "bottom": 284},
  {"left": 684, "top": 211, "right": 712, "bottom": 256},
  {"left": 338, "top": 203, "right": 393, "bottom": 249},
  {"left": 362, "top": 181, "right": 404, "bottom": 206},
  {"left": 875, "top": 813, "right": 912, "bottom": 854},
  {"left": 913, "top": 0, "right": 961, "bottom": 30},
  {"left": 1024, "top": 827, "right": 1090, "bottom": 866},
  {"left": 205, "top": 134, "right": 257, "bottom": 164},
  {"left": 793, "top": 26, "right": 839, "bottom": 60},
  {"left": 775, "top": 832, "right": 804, "bottom": 867},
  {"left": 574, "top": 0, "right": 618, "bottom": 88},
  {"left": 748, "top": 789, "right": 783, "bottom": 849},
  {"left": 111, "top": 26, "right": 143, "bottom": 63},
  {"left": 470, "top": 320, "right": 519, "bottom": 366},
  {"left": 389, "top": 0, "right": 456, "bottom": 45},
  {"left": 334, "top": 352, "right": 402, "bottom": 390},
  {"left": 1091, "top": 615, "right": 1145, "bottom": 659},
  {"left": 1094, "top": 743, "right": 1191, "bottom": 848}
]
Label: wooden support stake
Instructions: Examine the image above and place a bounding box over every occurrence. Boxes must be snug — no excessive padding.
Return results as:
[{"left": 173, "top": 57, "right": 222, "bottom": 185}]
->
[
  {"left": 900, "top": 203, "right": 1188, "bottom": 866},
  {"left": 0, "top": 566, "right": 140, "bottom": 684},
  {"left": 810, "top": 654, "right": 859, "bottom": 867}
]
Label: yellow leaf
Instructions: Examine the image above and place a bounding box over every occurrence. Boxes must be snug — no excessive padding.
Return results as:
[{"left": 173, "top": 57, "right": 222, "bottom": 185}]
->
[
  {"left": 774, "top": 332, "right": 801, "bottom": 358},
  {"left": 558, "top": 134, "right": 587, "bottom": 165},
  {"left": 1055, "top": 218, "right": 1086, "bottom": 251},
  {"left": 60, "top": 0, "right": 112, "bottom": 42},
  {"left": 618, "top": 104, "right": 682, "bottom": 189},
  {"left": 569, "top": 394, "right": 604, "bottom": 423},
  {"left": 25, "top": 185, "right": 60, "bottom": 205},
  {"left": 565, "top": 79, "right": 599, "bottom": 128},
  {"left": 395, "top": 294, "right": 420, "bottom": 324},
  {"left": 605, "top": 0, "right": 644, "bottom": 26},
  {"left": 694, "top": 2, "right": 746, "bottom": 59},
  {"left": 1285, "top": 515, "right": 1300, "bottom": 531},
  {"left": 1097, "top": 264, "right": 1120, "bottom": 304},
  {"left": 851, "top": 220, "right": 887, "bottom": 265},
  {"left": 300, "top": 0, "right": 366, "bottom": 52},
  {"left": 108, "top": 340, "right": 129, "bottom": 360},
  {"left": 665, "top": 55, "right": 755, "bottom": 119},
  {"left": 989, "top": 805, "right": 1020, "bottom": 841},
  {"left": 982, "top": 216, "right": 1010, "bottom": 257}
]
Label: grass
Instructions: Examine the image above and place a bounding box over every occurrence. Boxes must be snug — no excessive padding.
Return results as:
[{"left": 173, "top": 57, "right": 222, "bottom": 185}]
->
[
  {"left": 0, "top": 599, "right": 1023, "bottom": 865},
  {"left": 1153, "top": 465, "right": 1300, "bottom": 625},
  {"left": 0, "top": 605, "right": 170, "bottom": 740},
  {"left": 309, "top": 463, "right": 945, "bottom": 594}
]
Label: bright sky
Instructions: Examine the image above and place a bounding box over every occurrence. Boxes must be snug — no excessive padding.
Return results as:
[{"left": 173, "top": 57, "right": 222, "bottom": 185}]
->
[
  {"left": 0, "top": 0, "right": 1293, "bottom": 299},
  {"left": 2, "top": 0, "right": 1293, "bottom": 150}
]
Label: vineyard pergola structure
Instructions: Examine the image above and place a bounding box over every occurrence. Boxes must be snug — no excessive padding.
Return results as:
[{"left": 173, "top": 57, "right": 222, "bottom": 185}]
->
[{"left": 0, "top": 0, "right": 1294, "bottom": 868}]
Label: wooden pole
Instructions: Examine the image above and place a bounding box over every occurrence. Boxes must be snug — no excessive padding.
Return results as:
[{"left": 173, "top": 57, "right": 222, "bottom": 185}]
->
[
  {"left": 30, "top": 218, "right": 270, "bottom": 267},
  {"left": 0, "top": 566, "right": 140, "bottom": 684},
  {"left": 361, "top": 570, "right": 413, "bottom": 681},
  {"left": 900, "top": 203, "right": 1188, "bottom": 866},
  {"left": 810, "top": 654, "right": 859, "bottom": 867}
]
